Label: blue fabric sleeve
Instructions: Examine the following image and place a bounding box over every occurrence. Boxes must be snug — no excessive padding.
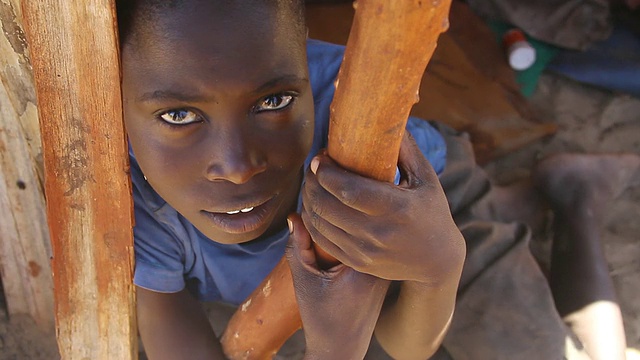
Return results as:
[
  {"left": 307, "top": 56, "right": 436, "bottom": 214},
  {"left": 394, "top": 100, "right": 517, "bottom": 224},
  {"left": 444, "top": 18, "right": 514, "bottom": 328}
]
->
[
  {"left": 131, "top": 170, "right": 186, "bottom": 293},
  {"left": 394, "top": 117, "right": 447, "bottom": 184},
  {"left": 406, "top": 116, "right": 447, "bottom": 175}
]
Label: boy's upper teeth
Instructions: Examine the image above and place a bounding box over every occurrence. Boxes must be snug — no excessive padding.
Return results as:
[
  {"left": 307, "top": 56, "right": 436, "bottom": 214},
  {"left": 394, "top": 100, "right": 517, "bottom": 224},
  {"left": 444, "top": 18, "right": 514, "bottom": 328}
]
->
[{"left": 226, "top": 207, "right": 254, "bottom": 215}]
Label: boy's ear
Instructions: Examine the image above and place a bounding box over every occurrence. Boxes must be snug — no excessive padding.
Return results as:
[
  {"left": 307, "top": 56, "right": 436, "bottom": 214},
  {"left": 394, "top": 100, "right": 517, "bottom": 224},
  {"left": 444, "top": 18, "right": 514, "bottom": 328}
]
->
[{"left": 305, "top": 27, "right": 310, "bottom": 39}]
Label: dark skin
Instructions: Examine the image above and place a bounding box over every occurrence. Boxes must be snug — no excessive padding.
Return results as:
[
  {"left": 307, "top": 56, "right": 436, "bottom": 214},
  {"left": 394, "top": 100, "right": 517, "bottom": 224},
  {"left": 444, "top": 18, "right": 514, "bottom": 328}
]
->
[
  {"left": 293, "top": 134, "right": 465, "bottom": 358},
  {"left": 287, "top": 214, "right": 391, "bottom": 358},
  {"left": 123, "top": 1, "right": 465, "bottom": 359},
  {"left": 123, "top": 1, "right": 312, "bottom": 245}
]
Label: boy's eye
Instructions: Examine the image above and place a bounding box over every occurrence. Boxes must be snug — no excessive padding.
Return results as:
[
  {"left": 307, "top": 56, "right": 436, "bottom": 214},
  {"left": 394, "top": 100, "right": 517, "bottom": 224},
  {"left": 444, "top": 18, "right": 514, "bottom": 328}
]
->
[
  {"left": 158, "top": 109, "right": 201, "bottom": 125},
  {"left": 255, "top": 94, "right": 294, "bottom": 112}
]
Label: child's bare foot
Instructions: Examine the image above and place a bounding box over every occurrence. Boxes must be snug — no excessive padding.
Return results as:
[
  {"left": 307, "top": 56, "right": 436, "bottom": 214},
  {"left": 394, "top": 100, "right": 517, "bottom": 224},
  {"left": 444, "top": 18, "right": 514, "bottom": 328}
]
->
[{"left": 533, "top": 153, "right": 640, "bottom": 216}]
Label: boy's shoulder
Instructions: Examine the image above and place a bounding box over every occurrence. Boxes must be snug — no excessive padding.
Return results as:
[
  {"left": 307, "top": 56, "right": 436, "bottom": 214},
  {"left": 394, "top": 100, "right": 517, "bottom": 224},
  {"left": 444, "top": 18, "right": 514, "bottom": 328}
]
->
[
  {"left": 306, "top": 39, "right": 344, "bottom": 100},
  {"left": 306, "top": 38, "right": 344, "bottom": 60}
]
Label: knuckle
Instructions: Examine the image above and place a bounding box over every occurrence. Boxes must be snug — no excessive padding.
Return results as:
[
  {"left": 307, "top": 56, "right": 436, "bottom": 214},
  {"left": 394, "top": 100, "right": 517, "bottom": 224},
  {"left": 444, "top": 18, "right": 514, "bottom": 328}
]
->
[
  {"left": 304, "top": 203, "right": 326, "bottom": 232},
  {"left": 303, "top": 181, "right": 320, "bottom": 204},
  {"left": 347, "top": 242, "right": 376, "bottom": 269},
  {"left": 303, "top": 188, "right": 330, "bottom": 220},
  {"left": 300, "top": 210, "right": 314, "bottom": 232},
  {"left": 339, "top": 185, "right": 361, "bottom": 207},
  {"left": 385, "top": 193, "right": 406, "bottom": 213},
  {"left": 301, "top": 210, "right": 316, "bottom": 229},
  {"left": 311, "top": 211, "right": 322, "bottom": 230},
  {"left": 301, "top": 214, "right": 326, "bottom": 247},
  {"left": 371, "top": 222, "right": 394, "bottom": 242},
  {"left": 322, "top": 171, "right": 357, "bottom": 205},
  {"left": 311, "top": 200, "right": 327, "bottom": 220},
  {"left": 352, "top": 254, "right": 374, "bottom": 272}
]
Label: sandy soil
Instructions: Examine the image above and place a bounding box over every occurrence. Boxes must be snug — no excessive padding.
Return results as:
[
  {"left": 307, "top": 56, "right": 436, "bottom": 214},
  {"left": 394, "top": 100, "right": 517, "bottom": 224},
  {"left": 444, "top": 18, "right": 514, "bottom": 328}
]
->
[
  {"left": 0, "top": 72, "right": 638, "bottom": 359},
  {"left": 486, "top": 73, "right": 640, "bottom": 352}
]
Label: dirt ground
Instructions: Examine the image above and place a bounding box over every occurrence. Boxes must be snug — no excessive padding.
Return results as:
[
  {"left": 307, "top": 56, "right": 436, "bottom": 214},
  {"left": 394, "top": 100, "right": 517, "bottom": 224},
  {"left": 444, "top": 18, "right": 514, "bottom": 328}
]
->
[
  {"left": 487, "top": 73, "right": 640, "bottom": 356},
  {"left": 0, "top": 73, "right": 638, "bottom": 359}
]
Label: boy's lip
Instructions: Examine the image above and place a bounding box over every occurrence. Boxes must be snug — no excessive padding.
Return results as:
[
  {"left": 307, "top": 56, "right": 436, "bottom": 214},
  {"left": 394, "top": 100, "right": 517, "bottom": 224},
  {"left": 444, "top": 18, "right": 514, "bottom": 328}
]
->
[
  {"left": 202, "top": 195, "right": 273, "bottom": 214},
  {"left": 199, "top": 195, "right": 278, "bottom": 234}
]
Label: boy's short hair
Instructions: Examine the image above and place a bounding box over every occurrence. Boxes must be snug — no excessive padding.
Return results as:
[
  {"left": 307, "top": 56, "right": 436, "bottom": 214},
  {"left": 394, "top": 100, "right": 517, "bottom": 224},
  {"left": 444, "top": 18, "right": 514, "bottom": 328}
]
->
[{"left": 116, "top": 0, "right": 307, "bottom": 46}]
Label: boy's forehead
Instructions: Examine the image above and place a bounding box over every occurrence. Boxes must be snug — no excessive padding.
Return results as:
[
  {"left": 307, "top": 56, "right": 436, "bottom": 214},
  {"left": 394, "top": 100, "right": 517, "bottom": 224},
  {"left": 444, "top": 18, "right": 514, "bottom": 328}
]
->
[
  {"left": 126, "top": 1, "right": 304, "bottom": 58},
  {"left": 122, "top": 1, "right": 308, "bottom": 98},
  {"left": 126, "top": 0, "right": 305, "bottom": 59},
  {"left": 129, "top": 0, "right": 303, "bottom": 36}
]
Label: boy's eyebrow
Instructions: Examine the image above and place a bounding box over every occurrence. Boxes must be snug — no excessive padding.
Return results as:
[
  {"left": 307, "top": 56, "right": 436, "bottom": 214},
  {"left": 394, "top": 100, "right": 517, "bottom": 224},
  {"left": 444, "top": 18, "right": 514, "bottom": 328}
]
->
[
  {"left": 137, "top": 90, "right": 207, "bottom": 103},
  {"left": 252, "top": 75, "right": 309, "bottom": 95},
  {"left": 136, "top": 90, "right": 210, "bottom": 104},
  {"left": 136, "top": 75, "right": 309, "bottom": 104}
]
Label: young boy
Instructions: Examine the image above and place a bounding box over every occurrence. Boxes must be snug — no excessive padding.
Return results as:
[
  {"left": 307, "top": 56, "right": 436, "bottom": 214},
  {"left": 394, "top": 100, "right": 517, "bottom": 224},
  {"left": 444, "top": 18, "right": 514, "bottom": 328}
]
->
[
  {"left": 117, "top": 1, "right": 633, "bottom": 359},
  {"left": 118, "top": 1, "right": 464, "bottom": 358}
]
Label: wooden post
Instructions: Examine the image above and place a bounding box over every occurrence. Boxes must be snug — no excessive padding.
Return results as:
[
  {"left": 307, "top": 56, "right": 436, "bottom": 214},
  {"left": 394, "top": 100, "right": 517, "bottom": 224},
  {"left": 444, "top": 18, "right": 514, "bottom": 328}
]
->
[
  {"left": 221, "top": 1, "right": 452, "bottom": 358},
  {"left": 327, "top": 0, "right": 451, "bottom": 181},
  {"left": 0, "top": 0, "right": 54, "bottom": 329},
  {"left": 21, "top": 0, "right": 137, "bottom": 359}
]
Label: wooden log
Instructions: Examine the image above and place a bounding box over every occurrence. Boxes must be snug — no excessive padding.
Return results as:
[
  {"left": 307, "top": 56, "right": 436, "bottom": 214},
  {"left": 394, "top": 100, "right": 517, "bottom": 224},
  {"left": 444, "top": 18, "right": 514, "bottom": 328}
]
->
[
  {"left": 21, "top": 1, "right": 138, "bottom": 359},
  {"left": 327, "top": 0, "right": 451, "bottom": 181},
  {"left": 0, "top": 0, "right": 53, "bottom": 329},
  {"left": 221, "top": 257, "right": 301, "bottom": 360},
  {"left": 221, "top": 1, "right": 452, "bottom": 358}
]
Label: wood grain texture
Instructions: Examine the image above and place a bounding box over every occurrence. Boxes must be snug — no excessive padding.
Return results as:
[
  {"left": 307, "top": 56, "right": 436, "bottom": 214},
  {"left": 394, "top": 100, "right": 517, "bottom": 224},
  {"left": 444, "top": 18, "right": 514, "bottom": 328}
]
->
[
  {"left": 221, "top": 257, "right": 301, "bottom": 360},
  {"left": 21, "top": 0, "right": 137, "bottom": 358},
  {"left": 328, "top": 0, "right": 452, "bottom": 182},
  {"left": 0, "top": 0, "right": 53, "bottom": 329},
  {"left": 222, "top": 1, "right": 452, "bottom": 358}
]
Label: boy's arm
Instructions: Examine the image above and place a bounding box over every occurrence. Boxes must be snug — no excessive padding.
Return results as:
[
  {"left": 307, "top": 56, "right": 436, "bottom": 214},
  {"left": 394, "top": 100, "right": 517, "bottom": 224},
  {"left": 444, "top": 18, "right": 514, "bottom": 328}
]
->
[
  {"left": 286, "top": 214, "right": 390, "bottom": 360},
  {"left": 375, "top": 273, "right": 462, "bottom": 359},
  {"left": 301, "top": 133, "right": 465, "bottom": 359},
  {"left": 137, "top": 286, "right": 225, "bottom": 360}
]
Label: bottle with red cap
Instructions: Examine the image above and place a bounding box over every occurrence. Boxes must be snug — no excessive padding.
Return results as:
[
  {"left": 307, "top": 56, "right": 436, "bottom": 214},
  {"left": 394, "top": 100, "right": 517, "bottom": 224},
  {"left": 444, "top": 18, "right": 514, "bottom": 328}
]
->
[{"left": 503, "top": 29, "right": 537, "bottom": 71}]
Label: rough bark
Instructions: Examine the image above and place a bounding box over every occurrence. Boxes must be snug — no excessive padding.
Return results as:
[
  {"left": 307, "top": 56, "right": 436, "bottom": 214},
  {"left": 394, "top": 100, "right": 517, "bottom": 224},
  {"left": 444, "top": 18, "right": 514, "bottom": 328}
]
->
[
  {"left": 0, "top": 0, "right": 53, "bottom": 330},
  {"left": 21, "top": 0, "right": 137, "bottom": 358}
]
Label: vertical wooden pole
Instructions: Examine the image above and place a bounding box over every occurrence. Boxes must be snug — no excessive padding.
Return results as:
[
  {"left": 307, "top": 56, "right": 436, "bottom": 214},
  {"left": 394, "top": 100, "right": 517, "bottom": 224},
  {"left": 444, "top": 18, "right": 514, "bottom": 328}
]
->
[
  {"left": 222, "top": 1, "right": 452, "bottom": 358},
  {"left": 327, "top": 0, "right": 451, "bottom": 181},
  {"left": 0, "top": 0, "right": 54, "bottom": 329},
  {"left": 21, "top": 0, "right": 137, "bottom": 358}
]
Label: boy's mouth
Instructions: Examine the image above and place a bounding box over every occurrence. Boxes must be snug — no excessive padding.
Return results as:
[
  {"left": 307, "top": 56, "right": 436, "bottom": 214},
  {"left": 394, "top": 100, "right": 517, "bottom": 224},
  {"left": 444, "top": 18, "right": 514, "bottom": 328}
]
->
[
  {"left": 225, "top": 206, "right": 254, "bottom": 215},
  {"left": 200, "top": 196, "right": 278, "bottom": 235}
]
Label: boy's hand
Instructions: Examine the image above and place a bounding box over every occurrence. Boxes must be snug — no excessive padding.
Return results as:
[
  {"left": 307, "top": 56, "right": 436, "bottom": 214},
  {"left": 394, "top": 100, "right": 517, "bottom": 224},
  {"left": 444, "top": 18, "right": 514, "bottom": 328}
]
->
[
  {"left": 286, "top": 214, "right": 390, "bottom": 359},
  {"left": 301, "top": 132, "right": 465, "bottom": 286}
]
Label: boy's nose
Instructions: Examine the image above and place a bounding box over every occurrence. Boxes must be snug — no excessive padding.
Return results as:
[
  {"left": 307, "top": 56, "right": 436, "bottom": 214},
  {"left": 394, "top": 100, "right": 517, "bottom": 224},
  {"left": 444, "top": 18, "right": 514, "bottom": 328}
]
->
[{"left": 204, "top": 134, "right": 267, "bottom": 184}]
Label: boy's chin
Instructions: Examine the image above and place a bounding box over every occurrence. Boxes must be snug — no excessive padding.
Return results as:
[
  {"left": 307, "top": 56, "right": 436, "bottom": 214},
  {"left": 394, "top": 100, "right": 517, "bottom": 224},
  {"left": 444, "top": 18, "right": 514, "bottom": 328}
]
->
[
  {"left": 196, "top": 218, "right": 286, "bottom": 246},
  {"left": 201, "top": 226, "right": 270, "bottom": 245}
]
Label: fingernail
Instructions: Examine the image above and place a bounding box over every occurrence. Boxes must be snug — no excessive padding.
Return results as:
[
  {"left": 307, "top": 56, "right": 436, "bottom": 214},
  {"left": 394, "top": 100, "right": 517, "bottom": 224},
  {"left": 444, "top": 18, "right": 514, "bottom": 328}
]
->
[
  {"left": 310, "top": 157, "right": 319, "bottom": 174},
  {"left": 287, "top": 218, "right": 293, "bottom": 234}
]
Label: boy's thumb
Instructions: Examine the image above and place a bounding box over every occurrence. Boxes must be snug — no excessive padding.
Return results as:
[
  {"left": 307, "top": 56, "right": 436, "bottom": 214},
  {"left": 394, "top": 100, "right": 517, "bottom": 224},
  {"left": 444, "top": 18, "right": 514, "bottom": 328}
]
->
[
  {"left": 286, "top": 214, "right": 318, "bottom": 269},
  {"left": 398, "top": 131, "right": 439, "bottom": 184}
]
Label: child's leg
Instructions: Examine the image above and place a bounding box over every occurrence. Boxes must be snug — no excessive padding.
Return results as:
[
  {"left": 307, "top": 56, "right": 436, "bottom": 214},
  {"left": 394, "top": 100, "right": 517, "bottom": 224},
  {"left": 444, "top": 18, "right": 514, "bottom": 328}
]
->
[
  {"left": 432, "top": 124, "right": 586, "bottom": 359},
  {"left": 534, "top": 153, "right": 640, "bottom": 360}
]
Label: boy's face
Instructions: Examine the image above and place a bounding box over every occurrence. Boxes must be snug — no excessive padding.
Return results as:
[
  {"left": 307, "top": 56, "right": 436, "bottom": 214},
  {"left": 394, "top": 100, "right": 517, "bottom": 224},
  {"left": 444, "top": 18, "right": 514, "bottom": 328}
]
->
[{"left": 122, "top": 1, "right": 313, "bottom": 244}]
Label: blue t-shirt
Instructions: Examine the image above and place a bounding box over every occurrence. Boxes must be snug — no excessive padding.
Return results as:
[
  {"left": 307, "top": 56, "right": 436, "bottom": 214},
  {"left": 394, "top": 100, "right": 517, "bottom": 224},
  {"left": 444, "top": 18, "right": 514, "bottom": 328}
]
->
[{"left": 131, "top": 39, "right": 447, "bottom": 305}]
